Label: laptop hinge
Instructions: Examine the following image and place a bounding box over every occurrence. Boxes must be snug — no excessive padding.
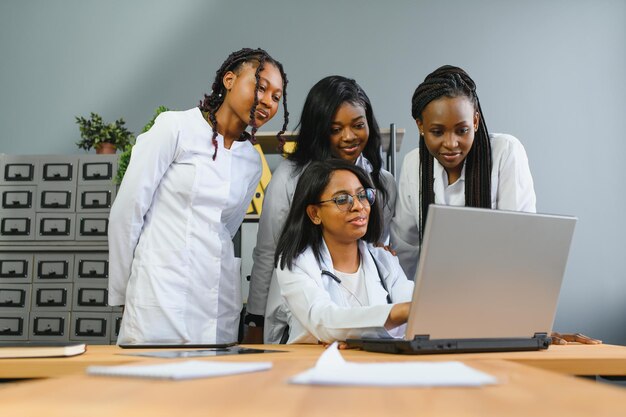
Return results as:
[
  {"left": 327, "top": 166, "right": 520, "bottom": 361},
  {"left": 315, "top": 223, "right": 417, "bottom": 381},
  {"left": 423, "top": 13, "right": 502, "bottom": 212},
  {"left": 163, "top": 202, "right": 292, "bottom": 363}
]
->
[
  {"left": 411, "top": 334, "right": 431, "bottom": 341},
  {"left": 533, "top": 332, "right": 549, "bottom": 339}
]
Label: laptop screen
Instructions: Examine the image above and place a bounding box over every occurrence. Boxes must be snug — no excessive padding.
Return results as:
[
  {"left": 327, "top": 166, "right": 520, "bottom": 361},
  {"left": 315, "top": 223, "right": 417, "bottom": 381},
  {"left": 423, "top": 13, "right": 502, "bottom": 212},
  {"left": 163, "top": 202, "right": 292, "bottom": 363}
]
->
[{"left": 405, "top": 205, "right": 576, "bottom": 340}]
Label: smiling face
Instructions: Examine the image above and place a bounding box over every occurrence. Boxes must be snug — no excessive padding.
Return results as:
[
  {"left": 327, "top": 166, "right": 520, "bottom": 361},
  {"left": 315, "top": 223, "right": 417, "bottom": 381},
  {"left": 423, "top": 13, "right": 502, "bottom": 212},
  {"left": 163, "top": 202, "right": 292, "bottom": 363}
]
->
[
  {"left": 222, "top": 61, "right": 283, "bottom": 129},
  {"left": 417, "top": 95, "right": 479, "bottom": 184},
  {"left": 306, "top": 169, "right": 370, "bottom": 247},
  {"left": 328, "top": 102, "right": 369, "bottom": 164}
]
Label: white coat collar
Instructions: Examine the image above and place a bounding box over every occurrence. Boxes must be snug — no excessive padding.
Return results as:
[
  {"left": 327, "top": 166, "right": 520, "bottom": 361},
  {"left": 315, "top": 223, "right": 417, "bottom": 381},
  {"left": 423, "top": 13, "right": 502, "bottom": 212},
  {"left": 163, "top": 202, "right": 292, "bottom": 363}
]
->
[
  {"left": 433, "top": 158, "right": 466, "bottom": 203},
  {"left": 316, "top": 239, "right": 392, "bottom": 306}
]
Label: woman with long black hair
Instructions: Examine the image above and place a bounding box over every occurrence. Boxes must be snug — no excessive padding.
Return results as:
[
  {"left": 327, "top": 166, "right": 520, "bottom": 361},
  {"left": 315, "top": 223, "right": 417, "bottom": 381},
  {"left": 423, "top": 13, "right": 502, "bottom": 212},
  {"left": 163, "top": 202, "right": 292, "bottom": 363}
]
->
[
  {"left": 245, "top": 76, "right": 396, "bottom": 343},
  {"left": 274, "top": 159, "right": 412, "bottom": 344}
]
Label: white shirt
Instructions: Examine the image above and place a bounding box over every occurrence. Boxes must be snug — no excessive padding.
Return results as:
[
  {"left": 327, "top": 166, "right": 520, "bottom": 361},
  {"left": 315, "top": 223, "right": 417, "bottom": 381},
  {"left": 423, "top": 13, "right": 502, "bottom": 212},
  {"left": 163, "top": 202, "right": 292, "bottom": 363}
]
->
[
  {"left": 108, "top": 108, "right": 261, "bottom": 344},
  {"left": 390, "top": 133, "right": 536, "bottom": 280},
  {"left": 334, "top": 262, "right": 369, "bottom": 308},
  {"left": 275, "top": 240, "right": 414, "bottom": 344},
  {"left": 247, "top": 157, "right": 397, "bottom": 319}
]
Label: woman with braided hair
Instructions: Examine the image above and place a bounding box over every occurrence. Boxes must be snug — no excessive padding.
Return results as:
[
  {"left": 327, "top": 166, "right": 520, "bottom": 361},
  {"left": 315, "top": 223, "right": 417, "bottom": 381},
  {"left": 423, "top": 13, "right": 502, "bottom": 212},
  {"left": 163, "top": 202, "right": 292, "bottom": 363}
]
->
[
  {"left": 109, "top": 48, "right": 289, "bottom": 345},
  {"left": 390, "top": 65, "right": 602, "bottom": 346},
  {"left": 391, "top": 65, "right": 536, "bottom": 281}
]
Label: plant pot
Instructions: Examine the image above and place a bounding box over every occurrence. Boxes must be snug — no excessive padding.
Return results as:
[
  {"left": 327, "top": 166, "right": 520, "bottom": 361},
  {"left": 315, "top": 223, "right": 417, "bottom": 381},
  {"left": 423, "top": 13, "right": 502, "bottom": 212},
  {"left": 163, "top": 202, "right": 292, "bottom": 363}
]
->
[{"left": 95, "top": 143, "right": 117, "bottom": 154}]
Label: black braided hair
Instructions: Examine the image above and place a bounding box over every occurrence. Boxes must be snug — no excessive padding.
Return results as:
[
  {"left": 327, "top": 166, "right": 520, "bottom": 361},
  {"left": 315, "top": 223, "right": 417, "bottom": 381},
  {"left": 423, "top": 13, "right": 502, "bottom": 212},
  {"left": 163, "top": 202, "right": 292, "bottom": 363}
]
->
[
  {"left": 199, "top": 48, "right": 289, "bottom": 160},
  {"left": 411, "top": 65, "right": 492, "bottom": 245}
]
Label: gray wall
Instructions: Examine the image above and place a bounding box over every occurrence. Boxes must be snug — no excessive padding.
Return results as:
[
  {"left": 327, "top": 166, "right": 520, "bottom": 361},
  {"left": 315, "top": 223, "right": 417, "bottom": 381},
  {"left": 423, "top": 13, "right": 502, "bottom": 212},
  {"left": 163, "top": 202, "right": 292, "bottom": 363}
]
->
[{"left": 1, "top": 0, "right": 624, "bottom": 344}]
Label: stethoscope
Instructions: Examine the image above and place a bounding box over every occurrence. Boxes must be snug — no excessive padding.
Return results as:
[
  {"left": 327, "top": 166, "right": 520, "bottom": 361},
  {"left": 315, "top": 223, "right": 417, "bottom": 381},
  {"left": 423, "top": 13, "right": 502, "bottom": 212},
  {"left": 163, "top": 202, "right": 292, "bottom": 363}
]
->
[{"left": 321, "top": 249, "right": 392, "bottom": 304}]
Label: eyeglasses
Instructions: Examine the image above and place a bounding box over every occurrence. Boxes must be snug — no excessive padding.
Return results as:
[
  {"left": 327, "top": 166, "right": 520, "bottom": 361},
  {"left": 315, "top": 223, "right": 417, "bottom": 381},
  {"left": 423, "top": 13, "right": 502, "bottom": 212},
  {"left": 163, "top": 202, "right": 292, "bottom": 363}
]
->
[{"left": 317, "top": 188, "right": 376, "bottom": 212}]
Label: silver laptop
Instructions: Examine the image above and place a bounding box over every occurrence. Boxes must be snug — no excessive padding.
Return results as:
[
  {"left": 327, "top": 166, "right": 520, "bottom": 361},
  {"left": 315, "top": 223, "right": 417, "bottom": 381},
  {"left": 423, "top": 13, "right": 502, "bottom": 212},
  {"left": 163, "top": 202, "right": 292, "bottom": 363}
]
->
[{"left": 347, "top": 205, "right": 577, "bottom": 354}]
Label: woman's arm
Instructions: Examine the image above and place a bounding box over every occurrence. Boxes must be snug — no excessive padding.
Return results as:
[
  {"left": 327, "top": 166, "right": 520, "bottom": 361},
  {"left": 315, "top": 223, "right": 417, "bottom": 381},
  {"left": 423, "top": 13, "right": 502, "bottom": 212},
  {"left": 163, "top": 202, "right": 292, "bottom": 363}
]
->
[
  {"left": 246, "top": 162, "right": 295, "bottom": 322},
  {"left": 277, "top": 259, "right": 400, "bottom": 343},
  {"left": 390, "top": 150, "right": 421, "bottom": 279},
  {"left": 108, "top": 112, "right": 179, "bottom": 306},
  {"left": 385, "top": 302, "right": 411, "bottom": 330},
  {"left": 494, "top": 134, "right": 537, "bottom": 212}
]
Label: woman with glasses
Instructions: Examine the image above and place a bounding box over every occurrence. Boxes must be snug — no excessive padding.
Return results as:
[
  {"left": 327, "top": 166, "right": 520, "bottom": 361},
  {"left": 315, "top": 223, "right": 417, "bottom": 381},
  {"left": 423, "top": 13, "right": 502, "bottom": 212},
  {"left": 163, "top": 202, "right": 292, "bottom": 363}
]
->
[
  {"left": 245, "top": 75, "right": 397, "bottom": 343},
  {"left": 273, "top": 159, "right": 413, "bottom": 344}
]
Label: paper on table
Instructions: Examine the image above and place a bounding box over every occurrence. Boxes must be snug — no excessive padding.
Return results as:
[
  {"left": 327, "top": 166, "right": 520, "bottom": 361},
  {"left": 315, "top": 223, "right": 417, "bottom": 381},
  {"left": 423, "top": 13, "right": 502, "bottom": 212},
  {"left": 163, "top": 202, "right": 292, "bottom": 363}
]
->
[
  {"left": 87, "top": 360, "right": 271, "bottom": 381},
  {"left": 290, "top": 343, "right": 497, "bottom": 387}
]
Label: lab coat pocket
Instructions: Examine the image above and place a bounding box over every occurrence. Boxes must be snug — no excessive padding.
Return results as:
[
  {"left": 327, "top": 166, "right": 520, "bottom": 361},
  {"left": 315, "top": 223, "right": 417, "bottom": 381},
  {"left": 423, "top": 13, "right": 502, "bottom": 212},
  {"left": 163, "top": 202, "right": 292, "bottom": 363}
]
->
[{"left": 133, "top": 248, "right": 191, "bottom": 308}]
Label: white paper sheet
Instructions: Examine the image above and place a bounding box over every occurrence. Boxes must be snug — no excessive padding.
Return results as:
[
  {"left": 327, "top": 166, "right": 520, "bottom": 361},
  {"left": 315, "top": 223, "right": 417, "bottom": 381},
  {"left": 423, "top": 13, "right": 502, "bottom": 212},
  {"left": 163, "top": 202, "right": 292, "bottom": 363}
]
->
[
  {"left": 290, "top": 343, "right": 497, "bottom": 387},
  {"left": 86, "top": 360, "right": 272, "bottom": 380}
]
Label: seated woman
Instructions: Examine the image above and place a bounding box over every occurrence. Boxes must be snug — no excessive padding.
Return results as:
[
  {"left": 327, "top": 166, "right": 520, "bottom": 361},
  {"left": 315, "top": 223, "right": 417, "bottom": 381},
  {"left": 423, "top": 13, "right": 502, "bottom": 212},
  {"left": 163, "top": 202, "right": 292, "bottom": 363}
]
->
[
  {"left": 273, "top": 159, "right": 413, "bottom": 344},
  {"left": 245, "top": 75, "right": 396, "bottom": 343}
]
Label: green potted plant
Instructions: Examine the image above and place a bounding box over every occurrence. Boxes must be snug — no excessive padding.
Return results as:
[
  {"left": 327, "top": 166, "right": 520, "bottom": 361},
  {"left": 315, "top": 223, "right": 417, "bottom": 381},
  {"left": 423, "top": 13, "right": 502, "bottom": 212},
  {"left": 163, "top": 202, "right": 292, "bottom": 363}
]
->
[
  {"left": 114, "top": 106, "right": 170, "bottom": 184},
  {"left": 75, "top": 112, "right": 134, "bottom": 154}
]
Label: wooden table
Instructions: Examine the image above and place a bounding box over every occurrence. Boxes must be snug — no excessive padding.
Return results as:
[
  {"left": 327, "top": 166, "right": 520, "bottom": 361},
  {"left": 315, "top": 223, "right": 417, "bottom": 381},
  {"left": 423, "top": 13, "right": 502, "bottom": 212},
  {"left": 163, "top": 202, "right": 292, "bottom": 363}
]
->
[
  {"left": 2, "top": 343, "right": 626, "bottom": 379},
  {"left": 0, "top": 345, "right": 625, "bottom": 417}
]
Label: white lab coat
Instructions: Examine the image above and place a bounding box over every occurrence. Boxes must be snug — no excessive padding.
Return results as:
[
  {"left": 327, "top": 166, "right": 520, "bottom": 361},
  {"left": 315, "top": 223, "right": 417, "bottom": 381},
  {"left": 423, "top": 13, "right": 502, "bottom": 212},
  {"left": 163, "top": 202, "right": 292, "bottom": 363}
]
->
[
  {"left": 247, "top": 157, "right": 397, "bottom": 341},
  {"left": 108, "top": 108, "right": 261, "bottom": 344},
  {"left": 273, "top": 240, "right": 414, "bottom": 344},
  {"left": 390, "top": 133, "right": 536, "bottom": 280}
]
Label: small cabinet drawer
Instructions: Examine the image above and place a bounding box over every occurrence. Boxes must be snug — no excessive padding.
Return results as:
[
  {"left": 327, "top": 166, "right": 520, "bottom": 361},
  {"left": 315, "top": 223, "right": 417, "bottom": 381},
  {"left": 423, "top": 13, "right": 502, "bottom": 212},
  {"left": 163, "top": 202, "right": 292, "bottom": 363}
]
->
[
  {"left": 41, "top": 160, "right": 77, "bottom": 184},
  {"left": 0, "top": 313, "right": 29, "bottom": 341},
  {"left": 76, "top": 215, "right": 108, "bottom": 240},
  {"left": 1, "top": 156, "right": 38, "bottom": 184},
  {"left": 0, "top": 254, "right": 33, "bottom": 283},
  {"left": 36, "top": 213, "right": 76, "bottom": 241},
  {"left": 5, "top": 164, "right": 35, "bottom": 182},
  {"left": 78, "top": 156, "right": 117, "bottom": 184},
  {"left": 34, "top": 254, "right": 74, "bottom": 281},
  {"left": 71, "top": 312, "right": 110, "bottom": 343},
  {"left": 38, "top": 156, "right": 78, "bottom": 184},
  {"left": 39, "top": 190, "right": 72, "bottom": 210},
  {"left": 82, "top": 163, "right": 112, "bottom": 181},
  {"left": 29, "top": 313, "right": 70, "bottom": 341},
  {"left": 1, "top": 156, "right": 38, "bottom": 185},
  {"left": 43, "top": 163, "right": 73, "bottom": 181},
  {"left": 38, "top": 186, "right": 75, "bottom": 212},
  {"left": 32, "top": 283, "right": 72, "bottom": 311},
  {"left": 73, "top": 281, "right": 110, "bottom": 311},
  {"left": 0, "top": 285, "right": 31, "bottom": 310},
  {"left": 75, "top": 254, "right": 109, "bottom": 279},
  {"left": 0, "top": 214, "right": 34, "bottom": 240},
  {"left": 77, "top": 185, "right": 116, "bottom": 211},
  {"left": 1, "top": 186, "right": 36, "bottom": 209}
]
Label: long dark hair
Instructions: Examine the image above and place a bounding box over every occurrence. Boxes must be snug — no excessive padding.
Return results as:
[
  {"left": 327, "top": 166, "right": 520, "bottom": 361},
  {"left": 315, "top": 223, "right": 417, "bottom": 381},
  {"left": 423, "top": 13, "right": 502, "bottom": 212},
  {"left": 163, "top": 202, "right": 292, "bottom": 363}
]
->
[
  {"left": 288, "top": 75, "right": 388, "bottom": 203},
  {"left": 275, "top": 159, "right": 383, "bottom": 271},
  {"left": 199, "top": 47, "right": 289, "bottom": 160},
  {"left": 411, "top": 65, "right": 492, "bottom": 245}
]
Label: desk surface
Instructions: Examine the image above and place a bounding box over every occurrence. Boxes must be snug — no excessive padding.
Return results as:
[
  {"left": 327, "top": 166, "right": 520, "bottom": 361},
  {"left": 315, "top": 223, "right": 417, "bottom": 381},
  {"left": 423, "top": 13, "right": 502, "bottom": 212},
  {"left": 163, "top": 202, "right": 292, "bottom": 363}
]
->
[
  {"left": 0, "top": 347, "right": 625, "bottom": 417},
  {"left": 2, "top": 343, "right": 626, "bottom": 379}
]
